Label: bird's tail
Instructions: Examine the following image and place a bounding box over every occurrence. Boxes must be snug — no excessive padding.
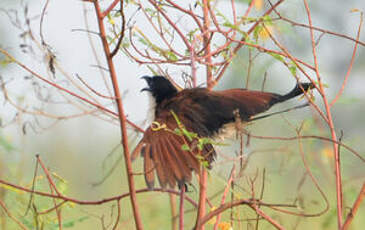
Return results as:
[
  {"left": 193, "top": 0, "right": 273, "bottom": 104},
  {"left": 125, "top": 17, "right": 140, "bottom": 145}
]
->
[
  {"left": 274, "top": 82, "right": 314, "bottom": 104},
  {"left": 249, "top": 82, "right": 314, "bottom": 122}
]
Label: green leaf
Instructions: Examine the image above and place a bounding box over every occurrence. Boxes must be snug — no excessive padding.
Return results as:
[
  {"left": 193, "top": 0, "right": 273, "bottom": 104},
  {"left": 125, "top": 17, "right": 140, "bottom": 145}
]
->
[
  {"left": 253, "top": 25, "right": 262, "bottom": 41},
  {"left": 262, "top": 15, "right": 273, "bottom": 25},
  {"left": 223, "top": 22, "right": 239, "bottom": 30},
  {"left": 138, "top": 37, "right": 149, "bottom": 46},
  {"left": 185, "top": 129, "right": 198, "bottom": 141},
  {"left": 288, "top": 61, "right": 297, "bottom": 76},
  {"left": 269, "top": 52, "right": 285, "bottom": 63},
  {"left": 181, "top": 144, "right": 190, "bottom": 151},
  {"left": 174, "top": 128, "right": 182, "bottom": 136},
  {"left": 0, "top": 56, "right": 14, "bottom": 67},
  {"left": 289, "top": 65, "right": 297, "bottom": 76},
  {"left": 167, "top": 51, "right": 178, "bottom": 61}
]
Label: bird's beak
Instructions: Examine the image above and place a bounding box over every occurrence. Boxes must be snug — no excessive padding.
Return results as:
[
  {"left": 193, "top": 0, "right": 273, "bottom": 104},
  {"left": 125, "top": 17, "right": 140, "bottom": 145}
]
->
[
  {"left": 141, "top": 75, "right": 152, "bottom": 92},
  {"left": 141, "top": 75, "right": 152, "bottom": 83},
  {"left": 141, "top": 87, "right": 151, "bottom": 92}
]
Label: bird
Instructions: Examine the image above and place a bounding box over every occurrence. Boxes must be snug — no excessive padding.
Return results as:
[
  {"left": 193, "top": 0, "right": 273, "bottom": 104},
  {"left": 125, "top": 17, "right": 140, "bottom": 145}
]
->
[{"left": 131, "top": 75, "right": 313, "bottom": 189}]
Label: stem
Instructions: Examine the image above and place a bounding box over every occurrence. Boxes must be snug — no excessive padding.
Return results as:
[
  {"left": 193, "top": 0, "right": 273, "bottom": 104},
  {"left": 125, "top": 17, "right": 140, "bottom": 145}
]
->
[
  {"left": 195, "top": 168, "right": 208, "bottom": 230},
  {"left": 93, "top": 1, "right": 143, "bottom": 229},
  {"left": 169, "top": 194, "right": 178, "bottom": 230},
  {"left": 179, "top": 186, "right": 185, "bottom": 230},
  {"left": 303, "top": 1, "right": 342, "bottom": 228},
  {"left": 342, "top": 182, "right": 365, "bottom": 230},
  {"left": 203, "top": 0, "right": 213, "bottom": 89}
]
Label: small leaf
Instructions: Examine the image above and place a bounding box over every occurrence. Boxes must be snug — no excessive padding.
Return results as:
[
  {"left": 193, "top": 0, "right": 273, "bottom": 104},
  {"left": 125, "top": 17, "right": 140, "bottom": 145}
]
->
[
  {"left": 174, "top": 128, "right": 182, "bottom": 136},
  {"left": 269, "top": 52, "right": 285, "bottom": 62},
  {"left": 107, "top": 14, "right": 115, "bottom": 25},
  {"left": 289, "top": 65, "right": 297, "bottom": 76},
  {"left": 167, "top": 51, "right": 178, "bottom": 61},
  {"left": 288, "top": 61, "right": 297, "bottom": 76},
  {"left": 181, "top": 144, "right": 190, "bottom": 151},
  {"left": 262, "top": 15, "right": 273, "bottom": 25}
]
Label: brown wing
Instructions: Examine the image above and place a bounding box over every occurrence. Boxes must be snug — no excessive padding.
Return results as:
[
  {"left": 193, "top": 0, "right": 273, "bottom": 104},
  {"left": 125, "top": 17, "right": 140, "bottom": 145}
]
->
[{"left": 131, "top": 112, "right": 213, "bottom": 189}]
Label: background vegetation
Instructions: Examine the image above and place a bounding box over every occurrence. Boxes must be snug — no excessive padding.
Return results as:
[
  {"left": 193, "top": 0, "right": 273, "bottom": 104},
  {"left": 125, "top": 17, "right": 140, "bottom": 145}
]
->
[{"left": 0, "top": 0, "right": 364, "bottom": 229}]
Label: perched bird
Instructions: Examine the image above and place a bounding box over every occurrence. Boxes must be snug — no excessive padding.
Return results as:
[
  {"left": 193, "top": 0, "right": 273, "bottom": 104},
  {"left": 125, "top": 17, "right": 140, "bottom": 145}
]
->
[{"left": 132, "top": 76, "right": 313, "bottom": 189}]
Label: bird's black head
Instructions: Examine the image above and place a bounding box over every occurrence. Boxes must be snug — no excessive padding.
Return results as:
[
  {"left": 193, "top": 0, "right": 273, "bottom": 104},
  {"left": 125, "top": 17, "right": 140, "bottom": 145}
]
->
[{"left": 141, "top": 75, "right": 178, "bottom": 104}]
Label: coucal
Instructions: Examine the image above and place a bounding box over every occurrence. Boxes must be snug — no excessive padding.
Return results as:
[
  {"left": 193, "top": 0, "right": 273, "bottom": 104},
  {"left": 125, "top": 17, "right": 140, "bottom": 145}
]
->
[{"left": 132, "top": 76, "right": 313, "bottom": 189}]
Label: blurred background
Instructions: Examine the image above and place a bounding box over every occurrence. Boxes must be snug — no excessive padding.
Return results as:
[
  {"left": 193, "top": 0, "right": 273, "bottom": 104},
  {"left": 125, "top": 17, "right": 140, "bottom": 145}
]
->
[{"left": 0, "top": 0, "right": 364, "bottom": 229}]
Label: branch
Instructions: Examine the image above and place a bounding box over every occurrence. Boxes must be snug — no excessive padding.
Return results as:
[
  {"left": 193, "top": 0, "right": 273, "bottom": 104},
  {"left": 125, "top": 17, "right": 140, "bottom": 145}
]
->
[
  {"left": 330, "top": 11, "right": 363, "bottom": 106},
  {"left": 303, "top": 1, "right": 342, "bottom": 228},
  {"left": 197, "top": 198, "right": 285, "bottom": 230},
  {"left": 342, "top": 182, "right": 365, "bottom": 230},
  {"left": 93, "top": 1, "right": 143, "bottom": 229},
  {"left": 110, "top": 0, "right": 125, "bottom": 58},
  {"left": 0, "top": 199, "right": 29, "bottom": 230},
  {"left": 0, "top": 178, "right": 197, "bottom": 207},
  {"left": 101, "top": 0, "right": 120, "bottom": 19}
]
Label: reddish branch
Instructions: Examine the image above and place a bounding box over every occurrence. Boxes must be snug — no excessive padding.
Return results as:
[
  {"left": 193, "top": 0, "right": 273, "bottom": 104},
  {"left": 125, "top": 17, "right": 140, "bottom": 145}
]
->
[
  {"left": 194, "top": 1, "right": 213, "bottom": 229},
  {"left": 92, "top": 1, "right": 143, "bottom": 229},
  {"left": 0, "top": 178, "right": 197, "bottom": 207},
  {"left": 272, "top": 9, "right": 365, "bottom": 47},
  {"left": 100, "top": 0, "right": 120, "bottom": 19},
  {"left": 303, "top": 1, "right": 343, "bottom": 228},
  {"left": 179, "top": 186, "right": 185, "bottom": 230},
  {"left": 213, "top": 166, "right": 235, "bottom": 230},
  {"left": 330, "top": 12, "right": 363, "bottom": 107},
  {"left": 203, "top": 0, "right": 213, "bottom": 89},
  {"left": 37, "top": 155, "right": 63, "bottom": 230},
  {"left": 342, "top": 182, "right": 365, "bottom": 230},
  {"left": 196, "top": 198, "right": 285, "bottom": 230},
  {"left": 0, "top": 199, "right": 28, "bottom": 230},
  {"left": 195, "top": 168, "right": 208, "bottom": 230}
]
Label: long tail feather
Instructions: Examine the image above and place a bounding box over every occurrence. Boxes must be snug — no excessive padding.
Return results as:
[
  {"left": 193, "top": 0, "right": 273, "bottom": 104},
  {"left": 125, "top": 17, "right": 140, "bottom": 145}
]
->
[{"left": 274, "top": 82, "right": 314, "bottom": 104}]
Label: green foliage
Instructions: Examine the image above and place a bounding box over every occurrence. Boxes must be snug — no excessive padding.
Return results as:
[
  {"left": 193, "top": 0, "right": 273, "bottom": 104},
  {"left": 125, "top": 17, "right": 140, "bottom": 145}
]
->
[
  {"left": 0, "top": 55, "right": 14, "bottom": 67},
  {"left": 288, "top": 60, "right": 298, "bottom": 76}
]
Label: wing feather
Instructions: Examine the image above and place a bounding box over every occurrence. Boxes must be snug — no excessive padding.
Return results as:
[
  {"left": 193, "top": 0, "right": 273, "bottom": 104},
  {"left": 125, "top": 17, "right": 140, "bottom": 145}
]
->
[
  {"left": 163, "top": 134, "right": 193, "bottom": 182},
  {"left": 143, "top": 144, "right": 155, "bottom": 189},
  {"left": 157, "top": 137, "right": 182, "bottom": 187},
  {"left": 168, "top": 134, "right": 199, "bottom": 173},
  {"left": 154, "top": 139, "right": 177, "bottom": 188},
  {"left": 150, "top": 141, "right": 168, "bottom": 188}
]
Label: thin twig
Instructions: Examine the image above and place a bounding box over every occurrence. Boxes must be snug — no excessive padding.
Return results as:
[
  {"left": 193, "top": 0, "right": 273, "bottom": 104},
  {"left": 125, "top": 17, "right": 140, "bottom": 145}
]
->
[
  {"left": 195, "top": 168, "right": 208, "bottom": 230},
  {"left": 303, "top": 1, "right": 342, "bottom": 227},
  {"left": 342, "top": 182, "right": 365, "bottom": 230},
  {"left": 330, "top": 12, "right": 363, "bottom": 107},
  {"left": 179, "top": 185, "right": 185, "bottom": 230},
  {"left": 0, "top": 199, "right": 29, "bottom": 230},
  {"left": 112, "top": 199, "right": 121, "bottom": 230},
  {"left": 213, "top": 166, "right": 235, "bottom": 230},
  {"left": 110, "top": 0, "right": 125, "bottom": 58}
]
